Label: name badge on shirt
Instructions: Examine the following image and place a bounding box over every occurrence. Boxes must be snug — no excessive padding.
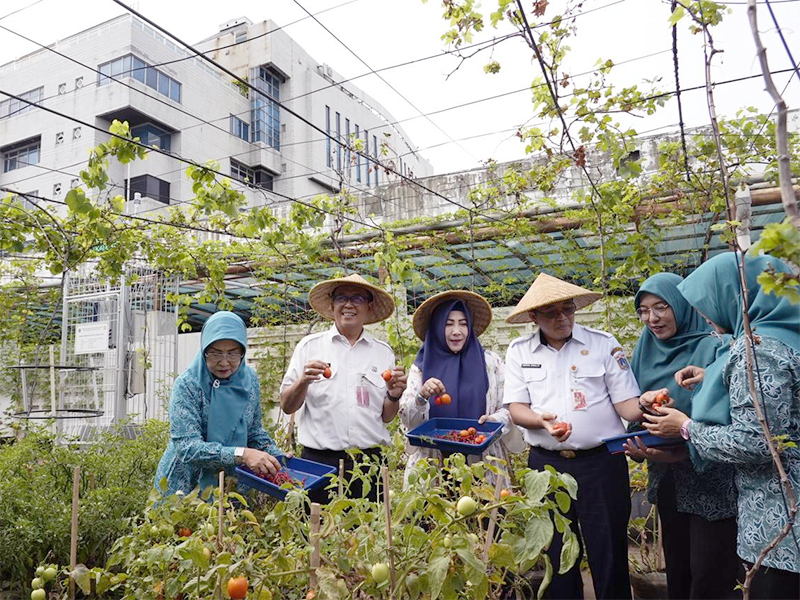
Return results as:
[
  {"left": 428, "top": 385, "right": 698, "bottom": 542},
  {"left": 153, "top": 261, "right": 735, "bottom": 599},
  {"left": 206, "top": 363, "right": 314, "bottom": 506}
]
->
[
  {"left": 356, "top": 385, "right": 370, "bottom": 408},
  {"left": 522, "top": 364, "right": 542, "bottom": 368}
]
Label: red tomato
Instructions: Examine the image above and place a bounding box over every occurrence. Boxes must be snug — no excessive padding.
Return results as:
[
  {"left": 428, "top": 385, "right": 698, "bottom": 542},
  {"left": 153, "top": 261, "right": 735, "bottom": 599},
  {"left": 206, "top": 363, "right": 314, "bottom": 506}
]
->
[
  {"left": 653, "top": 391, "right": 669, "bottom": 408},
  {"left": 467, "top": 427, "right": 476, "bottom": 435},
  {"left": 440, "top": 393, "right": 452, "bottom": 405},
  {"left": 459, "top": 429, "right": 470, "bottom": 438},
  {"left": 227, "top": 576, "right": 248, "bottom": 600},
  {"left": 500, "top": 489, "right": 510, "bottom": 499},
  {"left": 382, "top": 370, "right": 392, "bottom": 381},
  {"left": 552, "top": 422, "right": 569, "bottom": 436},
  {"left": 323, "top": 366, "right": 332, "bottom": 378},
  {"left": 177, "top": 527, "right": 192, "bottom": 537},
  {"left": 434, "top": 396, "right": 443, "bottom": 405}
]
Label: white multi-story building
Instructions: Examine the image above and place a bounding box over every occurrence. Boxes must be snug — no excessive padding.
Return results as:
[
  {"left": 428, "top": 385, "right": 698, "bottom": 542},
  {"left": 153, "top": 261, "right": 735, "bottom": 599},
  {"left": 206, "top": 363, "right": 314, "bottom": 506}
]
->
[{"left": 0, "top": 14, "right": 433, "bottom": 216}]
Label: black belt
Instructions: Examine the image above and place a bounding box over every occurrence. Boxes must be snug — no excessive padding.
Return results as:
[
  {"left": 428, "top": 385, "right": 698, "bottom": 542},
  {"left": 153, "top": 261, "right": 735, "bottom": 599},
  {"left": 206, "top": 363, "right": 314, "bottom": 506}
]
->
[
  {"left": 531, "top": 445, "right": 608, "bottom": 460},
  {"left": 301, "top": 446, "right": 384, "bottom": 463}
]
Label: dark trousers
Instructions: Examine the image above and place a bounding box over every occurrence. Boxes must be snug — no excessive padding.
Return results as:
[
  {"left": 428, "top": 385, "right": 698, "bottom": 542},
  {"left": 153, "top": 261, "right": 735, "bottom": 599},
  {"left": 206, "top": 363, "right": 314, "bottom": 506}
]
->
[
  {"left": 528, "top": 446, "right": 632, "bottom": 600},
  {"left": 657, "top": 470, "right": 741, "bottom": 599},
  {"left": 300, "top": 446, "right": 384, "bottom": 505},
  {"left": 745, "top": 563, "right": 800, "bottom": 600}
]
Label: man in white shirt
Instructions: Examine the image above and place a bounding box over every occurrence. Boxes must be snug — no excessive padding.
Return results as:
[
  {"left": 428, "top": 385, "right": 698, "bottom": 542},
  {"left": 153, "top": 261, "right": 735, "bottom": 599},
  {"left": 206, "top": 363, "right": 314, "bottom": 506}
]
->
[
  {"left": 503, "top": 273, "right": 642, "bottom": 600},
  {"left": 281, "top": 273, "right": 407, "bottom": 504}
]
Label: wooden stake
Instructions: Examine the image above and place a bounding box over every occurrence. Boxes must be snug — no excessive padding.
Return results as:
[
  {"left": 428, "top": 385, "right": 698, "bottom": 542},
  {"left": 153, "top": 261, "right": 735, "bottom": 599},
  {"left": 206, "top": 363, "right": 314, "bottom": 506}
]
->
[
  {"left": 382, "top": 466, "right": 396, "bottom": 599},
  {"left": 482, "top": 476, "right": 504, "bottom": 562},
  {"left": 69, "top": 466, "right": 80, "bottom": 600},
  {"left": 217, "top": 471, "right": 225, "bottom": 551},
  {"left": 338, "top": 459, "right": 345, "bottom": 497},
  {"left": 310, "top": 503, "right": 321, "bottom": 589}
]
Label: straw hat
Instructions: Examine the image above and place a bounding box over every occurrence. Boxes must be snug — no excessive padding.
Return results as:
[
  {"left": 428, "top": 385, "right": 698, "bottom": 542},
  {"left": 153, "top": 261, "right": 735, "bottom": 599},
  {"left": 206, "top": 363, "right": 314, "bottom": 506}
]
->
[
  {"left": 308, "top": 273, "right": 395, "bottom": 324},
  {"left": 412, "top": 290, "right": 493, "bottom": 341},
  {"left": 505, "top": 273, "right": 601, "bottom": 324}
]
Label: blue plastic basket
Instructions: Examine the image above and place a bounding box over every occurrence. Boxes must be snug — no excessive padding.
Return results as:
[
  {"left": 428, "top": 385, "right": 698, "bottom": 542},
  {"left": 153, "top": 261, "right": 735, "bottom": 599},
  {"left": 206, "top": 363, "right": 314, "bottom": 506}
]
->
[
  {"left": 602, "top": 430, "right": 685, "bottom": 455},
  {"left": 236, "top": 456, "right": 336, "bottom": 500},
  {"left": 406, "top": 418, "right": 503, "bottom": 456}
]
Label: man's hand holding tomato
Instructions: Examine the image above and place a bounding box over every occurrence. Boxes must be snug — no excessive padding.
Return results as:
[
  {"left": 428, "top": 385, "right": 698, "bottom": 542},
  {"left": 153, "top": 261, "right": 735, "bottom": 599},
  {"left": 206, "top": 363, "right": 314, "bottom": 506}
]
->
[
  {"left": 540, "top": 412, "right": 571, "bottom": 442},
  {"left": 384, "top": 365, "right": 407, "bottom": 399},
  {"left": 639, "top": 388, "right": 675, "bottom": 412}
]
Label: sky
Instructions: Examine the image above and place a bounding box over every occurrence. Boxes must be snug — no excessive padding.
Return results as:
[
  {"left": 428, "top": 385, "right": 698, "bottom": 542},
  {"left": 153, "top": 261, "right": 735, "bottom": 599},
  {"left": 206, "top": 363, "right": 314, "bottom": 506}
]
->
[{"left": 0, "top": 0, "right": 798, "bottom": 175}]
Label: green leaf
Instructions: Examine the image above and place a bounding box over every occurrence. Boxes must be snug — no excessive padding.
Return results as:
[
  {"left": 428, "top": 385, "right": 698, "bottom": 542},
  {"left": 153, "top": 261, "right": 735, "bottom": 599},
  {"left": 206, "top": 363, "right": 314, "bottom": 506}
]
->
[
  {"left": 523, "top": 470, "right": 551, "bottom": 503},
  {"left": 426, "top": 550, "right": 451, "bottom": 599},
  {"left": 559, "top": 529, "right": 580, "bottom": 574}
]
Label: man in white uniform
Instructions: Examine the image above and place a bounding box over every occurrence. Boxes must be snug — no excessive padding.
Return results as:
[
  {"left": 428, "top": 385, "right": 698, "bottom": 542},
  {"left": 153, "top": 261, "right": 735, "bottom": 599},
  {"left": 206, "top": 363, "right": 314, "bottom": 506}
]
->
[
  {"left": 503, "top": 273, "right": 642, "bottom": 599},
  {"left": 281, "top": 273, "right": 407, "bottom": 504}
]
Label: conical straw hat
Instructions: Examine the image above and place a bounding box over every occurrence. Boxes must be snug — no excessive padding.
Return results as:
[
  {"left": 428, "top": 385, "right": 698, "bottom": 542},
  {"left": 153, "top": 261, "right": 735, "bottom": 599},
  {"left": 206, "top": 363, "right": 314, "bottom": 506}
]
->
[
  {"left": 308, "top": 273, "right": 395, "bottom": 324},
  {"left": 505, "top": 273, "right": 601, "bottom": 324},
  {"left": 412, "top": 290, "right": 493, "bottom": 341}
]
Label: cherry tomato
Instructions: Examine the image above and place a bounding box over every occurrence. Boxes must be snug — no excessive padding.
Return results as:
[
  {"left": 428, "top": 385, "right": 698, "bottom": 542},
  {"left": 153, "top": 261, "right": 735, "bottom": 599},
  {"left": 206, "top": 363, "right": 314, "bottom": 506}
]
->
[
  {"left": 653, "top": 391, "right": 669, "bottom": 408},
  {"left": 500, "top": 489, "right": 510, "bottom": 499},
  {"left": 382, "top": 370, "right": 392, "bottom": 381},
  {"left": 467, "top": 427, "right": 476, "bottom": 435},
  {"left": 434, "top": 396, "right": 443, "bottom": 405},
  {"left": 552, "top": 422, "right": 569, "bottom": 436},
  {"left": 459, "top": 429, "right": 470, "bottom": 438},
  {"left": 177, "top": 527, "right": 192, "bottom": 537},
  {"left": 440, "top": 393, "right": 452, "bottom": 405},
  {"left": 227, "top": 577, "right": 248, "bottom": 600},
  {"left": 323, "top": 366, "right": 332, "bottom": 378}
]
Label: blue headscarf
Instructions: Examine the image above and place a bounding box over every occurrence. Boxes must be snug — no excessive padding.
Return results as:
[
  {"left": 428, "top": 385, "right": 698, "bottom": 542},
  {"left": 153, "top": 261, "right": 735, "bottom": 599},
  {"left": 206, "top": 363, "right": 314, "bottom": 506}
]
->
[
  {"left": 678, "top": 252, "right": 800, "bottom": 426},
  {"left": 413, "top": 300, "right": 489, "bottom": 420},
  {"left": 631, "top": 273, "right": 728, "bottom": 415},
  {"left": 190, "top": 311, "right": 252, "bottom": 490}
]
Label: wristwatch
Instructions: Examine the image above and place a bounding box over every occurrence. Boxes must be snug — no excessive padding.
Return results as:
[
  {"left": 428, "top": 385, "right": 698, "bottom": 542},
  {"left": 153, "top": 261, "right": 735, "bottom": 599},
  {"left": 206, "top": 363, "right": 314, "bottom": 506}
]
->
[
  {"left": 386, "top": 391, "right": 401, "bottom": 402},
  {"left": 680, "top": 419, "right": 692, "bottom": 441},
  {"left": 415, "top": 393, "right": 428, "bottom": 406},
  {"left": 234, "top": 447, "right": 245, "bottom": 465}
]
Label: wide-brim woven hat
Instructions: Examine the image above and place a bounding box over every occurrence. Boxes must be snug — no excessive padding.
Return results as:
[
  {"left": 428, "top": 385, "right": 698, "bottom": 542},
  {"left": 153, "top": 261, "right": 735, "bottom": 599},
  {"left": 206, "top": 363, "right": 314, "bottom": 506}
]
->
[
  {"left": 412, "top": 290, "right": 493, "bottom": 341},
  {"left": 308, "top": 273, "right": 395, "bottom": 324},
  {"left": 505, "top": 273, "right": 601, "bottom": 324}
]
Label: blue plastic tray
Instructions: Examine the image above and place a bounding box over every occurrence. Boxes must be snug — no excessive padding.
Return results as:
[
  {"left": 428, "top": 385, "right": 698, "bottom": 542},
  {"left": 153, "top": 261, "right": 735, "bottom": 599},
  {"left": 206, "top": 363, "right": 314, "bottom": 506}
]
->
[
  {"left": 602, "top": 430, "right": 685, "bottom": 455},
  {"left": 406, "top": 418, "right": 503, "bottom": 456},
  {"left": 236, "top": 456, "right": 336, "bottom": 499}
]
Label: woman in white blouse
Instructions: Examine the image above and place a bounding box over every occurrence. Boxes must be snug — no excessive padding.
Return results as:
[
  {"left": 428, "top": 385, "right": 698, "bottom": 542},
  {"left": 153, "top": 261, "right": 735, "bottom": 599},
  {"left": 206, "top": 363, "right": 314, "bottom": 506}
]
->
[{"left": 400, "top": 290, "right": 524, "bottom": 487}]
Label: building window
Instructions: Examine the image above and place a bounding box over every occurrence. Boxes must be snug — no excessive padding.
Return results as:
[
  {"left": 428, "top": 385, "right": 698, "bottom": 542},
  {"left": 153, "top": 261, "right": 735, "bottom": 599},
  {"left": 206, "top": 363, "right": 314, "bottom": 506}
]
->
[
  {"left": 364, "top": 128, "right": 370, "bottom": 186},
  {"left": 125, "top": 174, "right": 170, "bottom": 204},
  {"left": 373, "top": 134, "right": 379, "bottom": 186},
  {"left": 251, "top": 65, "right": 281, "bottom": 150},
  {"left": 131, "top": 123, "right": 172, "bottom": 151},
  {"left": 230, "top": 115, "right": 249, "bottom": 142},
  {"left": 325, "top": 106, "right": 331, "bottom": 168},
  {"left": 0, "top": 87, "right": 43, "bottom": 119},
  {"left": 3, "top": 137, "right": 41, "bottom": 173},
  {"left": 230, "top": 160, "right": 274, "bottom": 191},
  {"left": 235, "top": 31, "right": 247, "bottom": 44},
  {"left": 355, "top": 124, "right": 361, "bottom": 182},
  {"left": 98, "top": 54, "right": 181, "bottom": 103}
]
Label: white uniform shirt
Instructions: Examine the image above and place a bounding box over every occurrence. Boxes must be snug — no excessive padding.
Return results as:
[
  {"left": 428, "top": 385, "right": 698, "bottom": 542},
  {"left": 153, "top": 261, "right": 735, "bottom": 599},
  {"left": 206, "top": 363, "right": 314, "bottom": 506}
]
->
[
  {"left": 503, "top": 323, "right": 640, "bottom": 450},
  {"left": 280, "top": 325, "right": 396, "bottom": 451}
]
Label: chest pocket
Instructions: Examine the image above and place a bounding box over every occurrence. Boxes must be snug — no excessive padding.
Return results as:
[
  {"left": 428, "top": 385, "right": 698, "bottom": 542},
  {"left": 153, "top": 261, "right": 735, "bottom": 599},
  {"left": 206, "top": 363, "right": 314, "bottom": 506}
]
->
[
  {"left": 522, "top": 368, "right": 546, "bottom": 384},
  {"left": 361, "top": 369, "right": 387, "bottom": 389},
  {"left": 573, "top": 364, "right": 605, "bottom": 381}
]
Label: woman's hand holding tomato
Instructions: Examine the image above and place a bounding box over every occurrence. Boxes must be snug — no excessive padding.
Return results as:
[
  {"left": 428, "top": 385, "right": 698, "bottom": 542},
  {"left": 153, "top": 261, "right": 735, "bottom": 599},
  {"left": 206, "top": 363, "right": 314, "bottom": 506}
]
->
[
  {"left": 642, "top": 406, "right": 689, "bottom": 439},
  {"left": 420, "top": 377, "right": 447, "bottom": 403}
]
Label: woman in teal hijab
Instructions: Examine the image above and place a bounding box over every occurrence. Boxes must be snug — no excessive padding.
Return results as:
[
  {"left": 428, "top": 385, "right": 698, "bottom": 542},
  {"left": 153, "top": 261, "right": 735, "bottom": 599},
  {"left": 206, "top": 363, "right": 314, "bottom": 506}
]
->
[
  {"left": 155, "top": 311, "right": 282, "bottom": 496},
  {"left": 626, "top": 273, "right": 738, "bottom": 599},
  {"left": 647, "top": 253, "right": 800, "bottom": 597}
]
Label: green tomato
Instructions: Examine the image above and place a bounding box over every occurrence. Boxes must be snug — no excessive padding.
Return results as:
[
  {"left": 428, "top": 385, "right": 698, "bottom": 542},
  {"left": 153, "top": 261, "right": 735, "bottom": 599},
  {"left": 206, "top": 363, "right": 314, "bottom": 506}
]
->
[
  {"left": 35, "top": 566, "right": 45, "bottom": 576},
  {"left": 371, "top": 563, "right": 390, "bottom": 584},
  {"left": 456, "top": 496, "right": 478, "bottom": 517},
  {"left": 31, "top": 590, "right": 46, "bottom": 600},
  {"left": 442, "top": 535, "right": 452, "bottom": 548},
  {"left": 204, "top": 522, "right": 215, "bottom": 537},
  {"left": 42, "top": 567, "right": 57, "bottom": 582},
  {"left": 31, "top": 578, "right": 44, "bottom": 590}
]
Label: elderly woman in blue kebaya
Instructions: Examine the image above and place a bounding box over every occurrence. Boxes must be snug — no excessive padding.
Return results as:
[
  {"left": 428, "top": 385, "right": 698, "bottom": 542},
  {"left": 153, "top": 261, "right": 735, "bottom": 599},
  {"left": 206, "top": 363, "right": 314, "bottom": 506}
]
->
[
  {"left": 645, "top": 253, "right": 800, "bottom": 599},
  {"left": 155, "top": 311, "right": 282, "bottom": 496}
]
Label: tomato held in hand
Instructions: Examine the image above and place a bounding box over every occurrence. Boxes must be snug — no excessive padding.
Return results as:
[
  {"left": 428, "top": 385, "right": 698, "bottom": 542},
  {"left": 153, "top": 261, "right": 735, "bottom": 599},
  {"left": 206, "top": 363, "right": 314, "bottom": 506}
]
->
[
  {"left": 323, "top": 366, "right": 332, "bottom": 378},
  {"left": 434, "top": 395, "right": 443, "bottom": 405},
  {"left": 440, "top": 393, "right": 452, "bottom": 405},
  {"left": 227, "top": 576, "right": 249, "bottom": 600},
  {"left": 382, "top": 370, "right": 392, "bottom": 381},
  {"left": 652, "top": 391, "right": 669, "bottom": 408},
  {"left": 552, "top": 422, "right": 569, "bottom": 436}
]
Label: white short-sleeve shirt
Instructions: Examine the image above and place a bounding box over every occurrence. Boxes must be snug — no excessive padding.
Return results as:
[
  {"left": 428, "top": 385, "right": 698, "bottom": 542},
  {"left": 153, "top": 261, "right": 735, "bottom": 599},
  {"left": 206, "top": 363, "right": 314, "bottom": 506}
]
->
[
  {"left": 503, "top": 323, "right": 640, "bottom": 450},
  {"left": 280, "top": 325, "right": 396, "bottom": 451}
]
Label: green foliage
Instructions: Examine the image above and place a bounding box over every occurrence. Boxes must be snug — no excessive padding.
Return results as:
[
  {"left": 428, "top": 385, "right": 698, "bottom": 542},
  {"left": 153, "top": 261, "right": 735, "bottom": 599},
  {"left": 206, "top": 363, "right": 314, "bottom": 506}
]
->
[
  {"left": 0, "top": 421, "right": 168, "bottom": 592},
  {"left": 753, "top": 219, "right": 800, "bottom": 303}
]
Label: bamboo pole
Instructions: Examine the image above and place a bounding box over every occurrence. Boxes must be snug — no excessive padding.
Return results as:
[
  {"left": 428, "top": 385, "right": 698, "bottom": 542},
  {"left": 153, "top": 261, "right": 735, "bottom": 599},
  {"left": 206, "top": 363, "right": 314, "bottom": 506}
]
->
[
  {"left": 69, "top": 466, "right": 80, "bottom": 600},
  {"left": 483, "top": 476, "right": 504, "bottom": 562},
  {"left": 217, "top": 471, "right": 225, "bottom": 551},
  {"left": 382, "top": 466, "right": 396, "bottom": 599},
  {"left": 309, "top": 503, "right": 321, "bottom": 589},
  {"left": 49, "top": 345, "right": 57, "bottom": 417},
  {"left": 338, "top": 459, "right": 345, "bottom": 497}
]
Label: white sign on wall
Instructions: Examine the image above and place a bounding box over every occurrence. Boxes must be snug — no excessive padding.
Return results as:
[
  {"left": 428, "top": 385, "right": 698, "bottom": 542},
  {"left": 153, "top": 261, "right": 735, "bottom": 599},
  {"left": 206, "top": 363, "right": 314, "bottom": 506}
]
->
[{"left": 74, "top": 322, "right": 110, "bottom": 355}]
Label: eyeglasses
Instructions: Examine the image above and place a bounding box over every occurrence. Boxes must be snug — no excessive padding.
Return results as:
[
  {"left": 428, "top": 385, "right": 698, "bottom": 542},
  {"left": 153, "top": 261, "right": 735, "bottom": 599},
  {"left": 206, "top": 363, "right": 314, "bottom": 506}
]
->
[
  {"left": 534, "top": 304, "right": 577, "bottom": 319},
  {"left": 635, "top": 302, "right": 671, "bottom": 321},
  {"left": 332, "top": 293, "right": 370, "bottom": 306},
  {"left": 204, "top": 350, "right": 243, "bottom": 362}
]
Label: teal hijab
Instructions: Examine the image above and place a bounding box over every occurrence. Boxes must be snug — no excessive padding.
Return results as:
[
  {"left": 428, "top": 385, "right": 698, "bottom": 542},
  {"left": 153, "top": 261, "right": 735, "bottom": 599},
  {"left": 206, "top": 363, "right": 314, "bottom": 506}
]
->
[
  {"left": 190, "top": 311, "right": 252, "bottom": 490},
  {"left": 678, "top": 253, "right": 800, "bottom": 426},
  {"left": 631, "top": 273, "right": 727, "bottom": 414}
]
